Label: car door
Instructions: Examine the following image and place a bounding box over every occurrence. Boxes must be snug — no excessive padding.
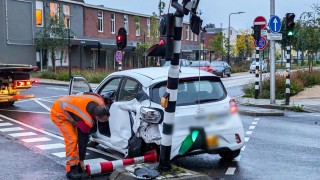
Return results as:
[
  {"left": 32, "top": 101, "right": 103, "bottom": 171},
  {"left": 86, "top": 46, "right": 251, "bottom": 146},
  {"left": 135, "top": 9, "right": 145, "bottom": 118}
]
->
[{"left": 68, "top": 76, "right": 92, "bottom": 95}]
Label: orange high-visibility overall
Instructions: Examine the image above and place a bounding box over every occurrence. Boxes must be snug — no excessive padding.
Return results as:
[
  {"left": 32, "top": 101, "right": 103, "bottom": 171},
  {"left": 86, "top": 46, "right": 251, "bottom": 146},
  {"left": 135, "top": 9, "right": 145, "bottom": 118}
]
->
[{"left": 50, "top": 94, "right": 105, "bottom": 172}]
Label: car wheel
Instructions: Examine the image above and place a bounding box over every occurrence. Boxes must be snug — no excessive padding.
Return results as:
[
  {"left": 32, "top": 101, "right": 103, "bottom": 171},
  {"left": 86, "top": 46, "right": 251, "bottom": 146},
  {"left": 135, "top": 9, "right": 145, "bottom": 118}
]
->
[
  {"left": 227, "top": 73, "right": 231, "bottom": 77},
  {"left": 221, "top": 71, "right": 225, "bottom": 78},
  {"left": 0, "top": 101, "right": 15, "bottom": 107},
  {"left": 219, "top": 149, "right": 240, "bottom": 160}
]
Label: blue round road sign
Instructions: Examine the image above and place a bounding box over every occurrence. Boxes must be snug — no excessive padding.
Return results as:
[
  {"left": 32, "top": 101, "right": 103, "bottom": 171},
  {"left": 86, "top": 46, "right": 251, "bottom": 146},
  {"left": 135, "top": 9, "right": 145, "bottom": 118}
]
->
[
  {"left": 116, "top": 51, "right": 122, "bottom": 62},
  {"left": 269, "top": 15, "right": 282, "bottom": 33},
  {"left": 254, "top": 36, "right": 268, "bottom": 50}
]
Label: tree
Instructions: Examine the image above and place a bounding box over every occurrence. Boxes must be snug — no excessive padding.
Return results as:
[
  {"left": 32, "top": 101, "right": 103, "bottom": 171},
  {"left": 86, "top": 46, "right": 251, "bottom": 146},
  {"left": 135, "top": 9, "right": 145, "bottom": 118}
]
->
[
  {"left": 34, "top": 16, "right": 70, "bottom": 73},
  {"left": 208, "top": 32, "right": 226, "bottom": 59},
  {"left": 234, "top": 30, "right": 254, "bottom": 60}
]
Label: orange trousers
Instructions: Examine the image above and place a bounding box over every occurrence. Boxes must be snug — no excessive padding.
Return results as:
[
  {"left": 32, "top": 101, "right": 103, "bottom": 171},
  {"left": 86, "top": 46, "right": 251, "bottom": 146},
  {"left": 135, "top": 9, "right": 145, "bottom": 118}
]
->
[{"left": 51, "top": 112, "right": 79, "bottom": 172}]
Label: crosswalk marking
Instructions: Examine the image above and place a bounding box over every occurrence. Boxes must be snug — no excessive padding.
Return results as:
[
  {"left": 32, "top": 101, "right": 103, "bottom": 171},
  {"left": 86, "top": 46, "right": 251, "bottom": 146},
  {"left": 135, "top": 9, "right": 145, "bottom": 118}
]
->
[
  {"left": 36, "top": 143, "right": 65, "bottom": 150},
  {"left": 9, "top": 132, "right": 37, "bottom": 137},
  {"left": 246, "top": 131, "right": 253, "bottom": 135},
  {"left": 225, "top": 167, "right": 236, "bottom": 175},
  {"left": 84, "top": 158, "right": 107, "bottom": 165},
  {"left": 252, "top": 122, "right": 258, "bottom": 125},
  {"left": 254, "top": 118, "right": 260, "bottom": 121},
  {"left": 21, "top": 137, "right": 51, "bottom": 143},
  {"left": 52, "top": 152, "right": 89, "bottom": 158},
  {"left": 245, "top": 137, "right": 250, "bottom": 142},
  {"left": 241, "top": 146, "right": 246, "bottom": 151},
  {"left": 0, "top": 127, "right": 24, "bottom": 132},
  {"left": 249, "top": 126, "right": 256, "bottom": 130},
  {"left": 0, "top": 123, "right": 13, "bottom": 127},
  {"left": 233, "top": 156, "right": 241, "bottom": 162}
]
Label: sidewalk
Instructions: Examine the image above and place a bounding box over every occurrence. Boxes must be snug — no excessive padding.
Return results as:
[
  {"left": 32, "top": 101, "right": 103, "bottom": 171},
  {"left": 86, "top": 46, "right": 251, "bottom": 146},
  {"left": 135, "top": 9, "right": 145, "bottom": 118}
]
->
[{"left": 32, "top": 78, "right": 99, "bottom": 88}]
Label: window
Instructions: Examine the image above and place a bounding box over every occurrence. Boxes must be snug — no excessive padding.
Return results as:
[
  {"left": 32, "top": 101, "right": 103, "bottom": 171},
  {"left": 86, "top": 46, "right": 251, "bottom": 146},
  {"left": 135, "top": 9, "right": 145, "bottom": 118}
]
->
[
  {"left": 124, "top": 15, "right": 129, "bottom": 35},
  {"left": 111, "top": 13, "right": 115, "bottom": 34},
  {"left": 136, "top": 22, "right": 140, "bottom": 36},
  {"left": 147, "top": 18, "right": 150, "bottom": 37},
  {"left": 118, "top": 79, "right": 141, "bottom": 101},
  {"left": 98, "top": 11, "right": 103, "bottom": 32},
  {"left": 190, "top": 32, "right": 193, "bottom": 41},
  {"left": 35, "top": 1, "right": 43, "bottom": 27},
  {"left": 186, "top": 25, "right": 189, "bottom": 40},
  {"left": 63, "top": 5, "right": 70, "bottom": 28},
  {"left": 50, "top": 3, "right": 59, "bottom": 19}
]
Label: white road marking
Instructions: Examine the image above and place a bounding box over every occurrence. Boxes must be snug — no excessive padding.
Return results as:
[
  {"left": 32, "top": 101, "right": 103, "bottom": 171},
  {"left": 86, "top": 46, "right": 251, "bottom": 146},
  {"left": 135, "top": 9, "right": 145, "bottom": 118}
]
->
[
  {"left": 52, "top": 152, "right": 89, "bottom": 158},
  {"left": 38, "top": 99, "right": 55, "bottom": 103},
  {"left": 9, "top": 132, "right": 37, "bottom": 137},
  {"left": 252, "top": 122, "right": 258, "bottom": 125},
  {"left": 0, "top": 119, "right": 3, "bottom": 121},
  {"left": 241, "top": 146, "right": 246, "bottom": 151},
  {"left": 36, "top": 143, "right": 65, "bottom": 150},
  {"left": 233, "top": 156, "right": 241, "bottom": 162},
  {"left": 0, "top": 122, "right": 13, "bottom": 127},
  {"left": 249, "top": 126, "right": 256, "bottom": 130},
  {"left": 288, "top": 115, "right": 303, "bottom": 117},
  {"left": 46, "top": 87, "right": 68, "bottom": 91},
  {"left": 254, "top": 118, "right": 260, "bottom": 121},
  {"left": 0, "top": 127, "right": 24, "bottom": 132},
  {"left": 21, "top": 137, "right": 51, "bottom": 143},
  {"left": 246, "top": 131, "right": 253, "bottom": 135},
  {"left": 225, "top": 167, "right": 236, "bottom": 175},
  {"left": 0, "top": 114, "right": 63, "bottom": 140},
  {"left": 245, "top": 137, "right": 250, "bottom": 142},
  {"left": 0, "top": 109, "right": 50, "bottom": 114},
  {"left": 314, "top": 115, "right": 320, "bottom": 117},
  {"left": 33, "top": 99, "right": 51, "bottom": 112},
  {"left": 84, "top": 158, "right": 107, "bottom": 165}
]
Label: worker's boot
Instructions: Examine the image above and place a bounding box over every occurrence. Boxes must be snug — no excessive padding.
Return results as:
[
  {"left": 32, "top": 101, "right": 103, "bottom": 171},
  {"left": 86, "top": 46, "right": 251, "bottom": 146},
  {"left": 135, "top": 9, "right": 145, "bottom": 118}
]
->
[{"left": 66, "top": 165, "right": 82, "bottom": 179}]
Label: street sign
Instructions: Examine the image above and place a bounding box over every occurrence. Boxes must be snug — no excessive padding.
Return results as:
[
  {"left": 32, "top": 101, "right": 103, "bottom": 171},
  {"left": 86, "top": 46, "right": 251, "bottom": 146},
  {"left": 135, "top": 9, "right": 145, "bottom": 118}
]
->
[
  {"left": 269, "top": 15, "right": 282, "bottom": 33},
  {"left": 115, "top": 51, "right": 123, "bottom": 62},
  {"left": 267, "top": 33, "right": 283, "bottom": 40},
  {"left": 261, "top": 30, "right": 268, "bottom": 36},
  {"left": 254, "top": 36, "right": 268, "bottom": 50},
  {"left": 254, "top": 16, "right": 267, "bottom": 30}
]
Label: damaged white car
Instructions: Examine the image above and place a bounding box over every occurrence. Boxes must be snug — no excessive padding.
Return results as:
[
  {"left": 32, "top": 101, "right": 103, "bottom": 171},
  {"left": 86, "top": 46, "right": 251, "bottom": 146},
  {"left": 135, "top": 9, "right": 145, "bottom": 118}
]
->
[{"left": 69, "top": 67, "right": 245, "bottom": 160}]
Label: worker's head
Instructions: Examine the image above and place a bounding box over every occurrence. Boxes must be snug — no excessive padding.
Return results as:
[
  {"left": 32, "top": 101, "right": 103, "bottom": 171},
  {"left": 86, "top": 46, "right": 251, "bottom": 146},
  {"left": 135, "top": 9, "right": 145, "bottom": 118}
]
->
[{"left": 93, "top": 105, "right": 110, "bottom": 122}]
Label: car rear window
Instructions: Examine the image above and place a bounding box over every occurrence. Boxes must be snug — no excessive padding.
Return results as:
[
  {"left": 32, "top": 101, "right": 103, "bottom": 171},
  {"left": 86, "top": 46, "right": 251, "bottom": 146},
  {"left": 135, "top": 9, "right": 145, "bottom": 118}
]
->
[
  {"left": 151, "top": 76, "right": 227, "bottom": 106},
  {"left": 190, "top": 61, "right": 207, "bottom": 67}
]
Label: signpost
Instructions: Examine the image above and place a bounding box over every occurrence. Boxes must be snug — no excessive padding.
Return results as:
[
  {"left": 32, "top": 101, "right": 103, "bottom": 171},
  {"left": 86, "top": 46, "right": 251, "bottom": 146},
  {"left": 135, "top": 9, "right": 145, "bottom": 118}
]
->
[
  {"left": 254, "top": 36, "right": 268, "bottom": 50},
  {"left": 269, "top": 15, "right": 282, "bottom": 33},
  {"left": 267, "top": 33, "right": 282, "bottom": 40}
]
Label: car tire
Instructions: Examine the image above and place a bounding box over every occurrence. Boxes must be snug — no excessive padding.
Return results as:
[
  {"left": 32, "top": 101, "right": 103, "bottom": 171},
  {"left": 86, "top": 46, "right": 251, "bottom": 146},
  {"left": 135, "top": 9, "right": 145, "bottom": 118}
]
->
[
  {"left": 221, "top": 71, "right": 225, "bottom": 78},
  {"left": 219, "top": 149, "right": 240, "bottom": 160},
  {"left": 0, "top": 101, "right": 15, "bottom": 107},
  {"left": 227, "top": 72, "right": 231, "bottom": 77}
]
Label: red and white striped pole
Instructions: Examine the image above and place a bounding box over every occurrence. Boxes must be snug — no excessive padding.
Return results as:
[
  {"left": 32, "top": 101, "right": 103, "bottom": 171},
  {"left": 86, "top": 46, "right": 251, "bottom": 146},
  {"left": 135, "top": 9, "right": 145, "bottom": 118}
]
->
[{"left": 85, "top": 150, "right": 158, "bottom": 176}]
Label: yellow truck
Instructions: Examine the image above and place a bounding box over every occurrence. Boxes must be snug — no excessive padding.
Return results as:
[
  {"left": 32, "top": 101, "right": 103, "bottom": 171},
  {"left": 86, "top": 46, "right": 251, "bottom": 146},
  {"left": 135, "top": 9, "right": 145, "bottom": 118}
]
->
[{"left": 0, "top": 64, "right": 37, "bottom": 106}]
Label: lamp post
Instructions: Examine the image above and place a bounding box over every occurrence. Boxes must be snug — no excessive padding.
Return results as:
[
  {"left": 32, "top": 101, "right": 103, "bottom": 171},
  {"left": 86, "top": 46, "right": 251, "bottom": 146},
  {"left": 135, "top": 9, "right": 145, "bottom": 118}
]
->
[{"left": 227, "top": 12, "right": 245, "bottom": 64}]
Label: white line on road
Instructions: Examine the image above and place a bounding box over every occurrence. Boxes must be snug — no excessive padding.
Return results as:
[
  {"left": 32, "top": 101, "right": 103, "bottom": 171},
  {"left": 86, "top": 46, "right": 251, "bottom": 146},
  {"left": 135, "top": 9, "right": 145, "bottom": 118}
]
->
[
  {"left": 233, "top": 156, "right": 241, "bottom": 162},
  {"left": 33, "top": 99, "right": 51, "bottom": 112},
  {"left": 0, "top": 109, "right": 50, "bottom": 114},
  {"left": 21, "top": 137, "right": 51, "bottom": 143},
  {"left": 225, "top": 167, "right": 236, "bottom": 175},
  {"left": 36, "top": 143, "right": 65, "bottom": 150},
  {"left": 0, "top": 119, "right": 3, "bottom": 121},
  {"left": 84, "top": 158, "right": 107, "bottom": 165},
  {"left": 9, "top": 132, "right": 37, "bottom": 137},
  {"left": 246, "top": 131, "right": 253, "bottom": 135},
  {"left": 254, "top": 118, "right": 260, "bottom": 121},
  {"left": 0, "top": 122, "right": 13, "bottom": 127},
  {"left": 245, "top": 137, "right": 250, "bottom": 142},
  {"left": 249, "top": 126, "right": 256, "bottom": 130},
  {"left": 38, "top": 99, "right": 55, "bottom": 103},
  {"left": 252, "top": 122, "right": 258, "bottom": 125},
  {"left": 46, "top": 87, "right": 68, "bottom": 91},
  {"left": 241, "top": 146, "right": 246, "bottom": 151},
  {"left": 0, "top": 127, "right": 24, "bottom": 132}
]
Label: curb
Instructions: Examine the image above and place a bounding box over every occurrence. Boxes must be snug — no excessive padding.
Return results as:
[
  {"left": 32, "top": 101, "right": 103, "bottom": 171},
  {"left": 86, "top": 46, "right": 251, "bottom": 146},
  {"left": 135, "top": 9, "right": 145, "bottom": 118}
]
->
[
  {"left": 238, "top": 109, "right": 284, "bottom": 116},
  {"left": 37, "top": 81, "right": 69, "bottom": 87},
  {"left": 109, "top": 167, "right": 212, "bottom": 180}
]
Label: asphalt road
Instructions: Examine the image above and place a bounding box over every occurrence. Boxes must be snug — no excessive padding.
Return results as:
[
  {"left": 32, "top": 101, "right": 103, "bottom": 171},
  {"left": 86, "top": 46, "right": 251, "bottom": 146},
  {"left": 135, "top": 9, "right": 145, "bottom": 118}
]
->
[{"left": 0, "top": 76, "right": 319, "bottom": 179}]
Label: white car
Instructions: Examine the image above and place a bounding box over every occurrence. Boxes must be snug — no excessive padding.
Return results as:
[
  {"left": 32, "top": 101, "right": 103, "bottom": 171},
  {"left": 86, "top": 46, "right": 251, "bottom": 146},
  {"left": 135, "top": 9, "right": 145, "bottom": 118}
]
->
[
  {"left": 69, "top": 67, "right": 245, "bottom": 160},
  {"left": 249, "top": 60, "right": 268, "bottom": 73}
]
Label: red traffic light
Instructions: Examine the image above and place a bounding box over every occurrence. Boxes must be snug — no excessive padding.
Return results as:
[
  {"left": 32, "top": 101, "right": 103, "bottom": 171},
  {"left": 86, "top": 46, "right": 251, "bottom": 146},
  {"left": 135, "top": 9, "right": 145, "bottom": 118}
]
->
[
  {"left": 158, "top": 39, "right": 165, "bottom": 45},
  {"left": 117, "top": 35, "right": 122, "bottom": 41}
]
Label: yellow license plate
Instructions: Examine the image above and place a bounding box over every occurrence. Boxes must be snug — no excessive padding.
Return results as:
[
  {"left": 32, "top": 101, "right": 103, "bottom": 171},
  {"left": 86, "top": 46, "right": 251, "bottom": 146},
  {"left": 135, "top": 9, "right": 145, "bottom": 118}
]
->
[{"left": 206, "top": 135, "right": 219, "bottom": 147}]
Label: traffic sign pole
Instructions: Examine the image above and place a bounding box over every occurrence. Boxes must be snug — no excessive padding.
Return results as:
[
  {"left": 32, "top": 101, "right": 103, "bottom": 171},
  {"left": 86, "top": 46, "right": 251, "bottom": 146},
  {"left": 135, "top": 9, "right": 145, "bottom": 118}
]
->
[
  {"left": 255, "top": 47, "right": 260, "bottom": 99},
  {"left": 270, "top": 0, "right": 276, "bottom": 104}
]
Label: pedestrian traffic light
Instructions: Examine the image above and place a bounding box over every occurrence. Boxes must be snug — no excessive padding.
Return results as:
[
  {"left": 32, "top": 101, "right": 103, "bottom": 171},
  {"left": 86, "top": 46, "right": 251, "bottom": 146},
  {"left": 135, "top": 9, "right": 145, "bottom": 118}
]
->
[
  {"left": 286, "top": 13, "right": 295, "bottom": 38},
  {"left": 116, "top": 27, "right": 127, "bottom": 50},
  {"left": 252, "top": 25, "right": 261, "bottom": 41}
]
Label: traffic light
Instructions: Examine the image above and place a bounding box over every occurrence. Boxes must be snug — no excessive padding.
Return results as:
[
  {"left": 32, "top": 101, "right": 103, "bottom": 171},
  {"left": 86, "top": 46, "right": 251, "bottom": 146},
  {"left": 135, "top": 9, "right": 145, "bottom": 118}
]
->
[
  {"left": 116, "top": 27, "right": 127, "bottom": 50},
  {"left": 252, "top": 25, "right": 261, "bottom": 41},
  {"left": 286, "top": 13, "right": 295, "bottom": 38}
]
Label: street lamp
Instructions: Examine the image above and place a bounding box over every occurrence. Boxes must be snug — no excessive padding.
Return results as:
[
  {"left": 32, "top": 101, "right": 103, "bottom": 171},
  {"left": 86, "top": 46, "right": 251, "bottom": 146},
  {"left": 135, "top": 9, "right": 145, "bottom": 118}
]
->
[{"left": 227, "top": 11, "right": 245, "bottom": 64}]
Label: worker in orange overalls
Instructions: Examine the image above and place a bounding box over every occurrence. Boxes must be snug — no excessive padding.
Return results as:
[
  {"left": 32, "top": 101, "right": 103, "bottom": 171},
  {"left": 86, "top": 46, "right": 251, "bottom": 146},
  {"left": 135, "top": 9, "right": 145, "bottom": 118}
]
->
[{"left": 50, "top": 93, "right": 109, "bottom": 179}]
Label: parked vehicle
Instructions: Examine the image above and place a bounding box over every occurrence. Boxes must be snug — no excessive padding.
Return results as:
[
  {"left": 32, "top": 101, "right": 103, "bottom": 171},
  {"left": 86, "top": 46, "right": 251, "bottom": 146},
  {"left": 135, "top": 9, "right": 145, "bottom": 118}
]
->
[
  {"left": 69, "top": 67, "right": 245, "bottom": 160},
  {"left": 249, "top": 60, "right": 268, "bottom": 73},
  {"left": 162, "top": 59, "right": 191, "bottom": 67},
  {"left": 0, "top": 64, "right": 37, "bottom": 106},
  {"left": 211, "top": 61, "right": 231, "bottom": 77},
  {"left": 190, "top": 61, "right": 214, "bottom": 73}
]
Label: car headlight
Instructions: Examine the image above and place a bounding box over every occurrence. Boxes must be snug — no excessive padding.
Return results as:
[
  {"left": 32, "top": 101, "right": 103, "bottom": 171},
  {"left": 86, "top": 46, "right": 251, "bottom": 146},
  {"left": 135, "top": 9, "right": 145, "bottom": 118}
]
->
[{"left": 140, "top": 107, "right": 163, "bottom": 124}]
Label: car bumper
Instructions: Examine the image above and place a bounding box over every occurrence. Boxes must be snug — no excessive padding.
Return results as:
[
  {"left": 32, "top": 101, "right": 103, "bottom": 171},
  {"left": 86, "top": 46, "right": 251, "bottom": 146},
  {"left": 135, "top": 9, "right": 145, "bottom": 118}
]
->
[{"left": 214, "top": 71, "right": 223, "bottom": 76}]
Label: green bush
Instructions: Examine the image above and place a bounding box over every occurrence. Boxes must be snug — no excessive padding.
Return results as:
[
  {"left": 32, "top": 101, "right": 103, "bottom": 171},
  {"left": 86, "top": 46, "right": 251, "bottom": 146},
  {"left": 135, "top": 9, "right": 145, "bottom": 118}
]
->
[{"left": 231, "top": 61, "right": 251, "bottom": 73}]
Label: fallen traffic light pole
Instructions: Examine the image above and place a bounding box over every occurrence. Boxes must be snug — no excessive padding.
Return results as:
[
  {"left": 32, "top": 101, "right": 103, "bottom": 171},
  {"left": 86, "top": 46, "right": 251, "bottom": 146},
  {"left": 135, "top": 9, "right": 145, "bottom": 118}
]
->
[{"left": 85, "top": 150, "right": 158, "bottom": 176}]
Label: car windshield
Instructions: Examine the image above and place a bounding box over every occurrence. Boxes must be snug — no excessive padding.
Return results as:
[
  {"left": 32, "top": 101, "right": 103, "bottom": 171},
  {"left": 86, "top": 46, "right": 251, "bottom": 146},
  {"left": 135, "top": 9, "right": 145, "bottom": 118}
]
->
[
  {"left": 163, "top": 60, "right": 188, "bottom": 67},
  {"left": 211, "top": 61, "right": 224, "bottom": 67},
  {"left": 190, "top": 61, "right": 207, "bottom": 67},
  {"left": 151, "top": 77, "right": 226, "bottom": 106}
]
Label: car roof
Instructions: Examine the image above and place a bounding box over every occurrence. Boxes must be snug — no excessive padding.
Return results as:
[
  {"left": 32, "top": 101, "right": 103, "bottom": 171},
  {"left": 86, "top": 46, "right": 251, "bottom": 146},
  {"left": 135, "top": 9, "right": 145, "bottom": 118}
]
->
[{"left": 109, "top": 67, "right": 215, "bottom": 87}]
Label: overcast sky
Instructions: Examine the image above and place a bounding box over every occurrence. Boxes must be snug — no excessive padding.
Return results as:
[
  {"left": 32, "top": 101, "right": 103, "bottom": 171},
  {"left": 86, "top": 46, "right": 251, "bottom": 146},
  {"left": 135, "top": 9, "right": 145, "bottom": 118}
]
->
[{"left": 85, "top": 0, "right": 319, "bottom": 30}]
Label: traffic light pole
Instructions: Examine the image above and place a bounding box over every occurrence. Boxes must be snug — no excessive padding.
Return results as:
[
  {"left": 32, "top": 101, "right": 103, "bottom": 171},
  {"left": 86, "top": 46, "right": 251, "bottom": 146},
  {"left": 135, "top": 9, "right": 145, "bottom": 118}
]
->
[
  {"left": 255, "top": 47, "right": 260, "bottom": 99},
  {"left": 285, "top": 44, "right": 291, "bottom": 105}
]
